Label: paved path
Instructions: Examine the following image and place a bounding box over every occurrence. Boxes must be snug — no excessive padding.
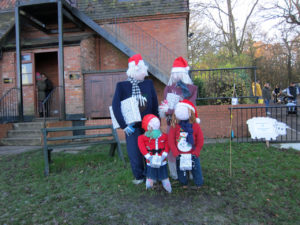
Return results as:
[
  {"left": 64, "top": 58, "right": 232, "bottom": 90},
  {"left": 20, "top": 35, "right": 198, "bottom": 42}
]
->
[{"left": 0, "top": 146, "right": 41, "bottom": 155}]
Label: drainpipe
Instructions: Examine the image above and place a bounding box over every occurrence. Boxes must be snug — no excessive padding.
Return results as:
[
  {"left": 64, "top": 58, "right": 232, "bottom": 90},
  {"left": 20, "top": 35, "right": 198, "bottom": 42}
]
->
[
  {"left": 15, "top": 1, "right": 24, "bottom": 122},
  {"left": 58, "top": 0, "right": 66, "bottom": 120}
]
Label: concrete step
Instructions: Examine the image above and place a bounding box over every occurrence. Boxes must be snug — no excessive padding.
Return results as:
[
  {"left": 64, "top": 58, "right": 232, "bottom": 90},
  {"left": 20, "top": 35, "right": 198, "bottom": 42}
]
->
[
  {"left": 13, "top": 122, "right": 44, "bottom": 130},
  {"left": 7, "top": 130, "right": 42, "bottom": 138},
  {"left": 1, "top": 137, "right": 42, "bottom": 146}
]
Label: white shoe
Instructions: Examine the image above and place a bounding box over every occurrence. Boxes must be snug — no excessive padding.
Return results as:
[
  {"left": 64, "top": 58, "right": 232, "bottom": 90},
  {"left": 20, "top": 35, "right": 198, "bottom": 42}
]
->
[{"left": 132, "top": 179, "right": 144, "bottom": 185}]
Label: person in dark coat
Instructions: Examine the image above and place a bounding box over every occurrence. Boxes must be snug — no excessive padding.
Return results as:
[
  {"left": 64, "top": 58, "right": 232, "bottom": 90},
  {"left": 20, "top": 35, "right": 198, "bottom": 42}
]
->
[
  {"left": 37, "top": 73, "right": 53, "bottom": 117},
  {"left": 262, "top": 82, "right": 271, "bottom": 115}
]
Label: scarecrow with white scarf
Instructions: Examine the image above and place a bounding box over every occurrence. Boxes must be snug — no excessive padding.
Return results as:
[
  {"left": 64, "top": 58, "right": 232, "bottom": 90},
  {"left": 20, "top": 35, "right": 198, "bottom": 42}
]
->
[
  {"left": 112, "top": 54, "right": 159, "bottom": 184},
  {"left": 168, "top": 99, "right": 204, "bottom": 188}
]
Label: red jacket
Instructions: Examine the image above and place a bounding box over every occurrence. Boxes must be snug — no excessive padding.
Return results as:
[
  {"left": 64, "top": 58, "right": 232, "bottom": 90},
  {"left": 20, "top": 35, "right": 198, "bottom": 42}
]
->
[
  {"left": 168, "top": 123, "right": 204, "bottom": 157},
  {"left": 138, "top": 133, "right": 169, "bottom": 165}
]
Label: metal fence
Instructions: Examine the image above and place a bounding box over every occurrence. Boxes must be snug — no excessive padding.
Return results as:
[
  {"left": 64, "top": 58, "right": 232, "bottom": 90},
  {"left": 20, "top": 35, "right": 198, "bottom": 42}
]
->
[
  {"left": 0, "top": 87, "right": 20, "bottom": 124},
  {"left": 231, "top": 105, "right": 299, "bottom": 143},
  {"left": 190, "top": 67, "right": 257, "bottom": 105}
]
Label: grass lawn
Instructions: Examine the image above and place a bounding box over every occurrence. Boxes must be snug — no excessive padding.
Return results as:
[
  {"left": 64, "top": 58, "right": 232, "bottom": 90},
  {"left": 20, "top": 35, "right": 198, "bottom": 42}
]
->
[{"left": 0, "top": 142, "right": 299, "bottom": 225}]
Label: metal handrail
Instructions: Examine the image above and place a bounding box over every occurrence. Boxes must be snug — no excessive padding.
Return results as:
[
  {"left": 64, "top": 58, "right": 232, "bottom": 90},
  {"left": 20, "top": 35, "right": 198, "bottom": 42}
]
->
[
  {"left": 102, "top": 17, "right": 179, "bottom": 76},
  {"left": 42, "top": 86, "right": 60, "bottom": 127},
  {"left": 0, "top": 87, "right": 20, "bottom": 124}
]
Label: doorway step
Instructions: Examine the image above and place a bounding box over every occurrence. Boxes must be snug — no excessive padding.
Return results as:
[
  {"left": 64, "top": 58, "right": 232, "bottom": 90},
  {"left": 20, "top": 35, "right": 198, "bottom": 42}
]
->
[{"left": 1, "top": 122, "right": 44, "bottom": 146}]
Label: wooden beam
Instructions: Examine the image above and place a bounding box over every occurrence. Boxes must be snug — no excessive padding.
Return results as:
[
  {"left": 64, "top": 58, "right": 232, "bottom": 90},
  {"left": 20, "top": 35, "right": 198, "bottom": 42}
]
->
[
  {"left": 20, "top": 14, "right": 50, "bottom": 34},
  {"left": 19, "top": 0, "right": 58, "bottom": 7},
  {"left": 62, "top": 8, "right": 84, "bottom": 30},
  {"left": 48, "top": 27, "right": 82, "bottom": 34}
]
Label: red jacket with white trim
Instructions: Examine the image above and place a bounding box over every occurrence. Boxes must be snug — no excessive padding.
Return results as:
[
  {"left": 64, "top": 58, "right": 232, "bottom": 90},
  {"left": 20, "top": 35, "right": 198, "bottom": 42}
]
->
[{"left": 138, "top": 133, "right": 169, "bottom": 166}]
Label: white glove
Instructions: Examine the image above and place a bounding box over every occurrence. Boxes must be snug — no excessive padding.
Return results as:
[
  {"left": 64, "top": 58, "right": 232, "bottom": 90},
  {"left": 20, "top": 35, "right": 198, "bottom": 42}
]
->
[
  {"left": 161, "top": 152, "right": 168, "bottom": 163},
  {"left": 145, "top": 153, "right": 152, "bottom": 161}
]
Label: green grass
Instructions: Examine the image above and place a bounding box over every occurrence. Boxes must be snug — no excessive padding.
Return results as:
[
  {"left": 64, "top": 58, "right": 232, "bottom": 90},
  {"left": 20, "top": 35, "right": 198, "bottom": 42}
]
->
[{"left": 0, "top": 143, "right": 299, "bottom": 224}]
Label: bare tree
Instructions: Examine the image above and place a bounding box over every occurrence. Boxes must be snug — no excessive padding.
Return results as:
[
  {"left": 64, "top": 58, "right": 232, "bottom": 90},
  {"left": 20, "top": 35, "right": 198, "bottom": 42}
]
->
[
  {"left": 191, "top": 0, "right": 259, "bottom": 57},
  {"left": 260, "top": 0, "right": 300, "bottom": 26}
]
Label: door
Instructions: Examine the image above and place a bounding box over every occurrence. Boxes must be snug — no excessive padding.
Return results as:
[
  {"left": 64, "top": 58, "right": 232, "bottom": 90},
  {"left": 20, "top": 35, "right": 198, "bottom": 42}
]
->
[
  {"left": 35, "top": 52, "right": 59, "bottom": 117},
  {"left": 84, "top": 71, "right": 126, "bottom": 118}
]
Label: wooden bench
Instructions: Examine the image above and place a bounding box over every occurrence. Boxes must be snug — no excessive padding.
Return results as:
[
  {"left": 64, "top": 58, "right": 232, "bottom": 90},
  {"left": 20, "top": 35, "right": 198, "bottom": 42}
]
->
[{"left": 42, "top": 124, "right": 125, "bottom": 176}]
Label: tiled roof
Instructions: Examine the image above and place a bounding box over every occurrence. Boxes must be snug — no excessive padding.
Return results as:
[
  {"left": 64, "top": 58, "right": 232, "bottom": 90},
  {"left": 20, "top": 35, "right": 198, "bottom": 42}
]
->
[
  {"left": 77, "top": 0, "right": 189, "bottom": 20},
  {"left": 0, "top": 12, "right": 14, "bottom": 44}
]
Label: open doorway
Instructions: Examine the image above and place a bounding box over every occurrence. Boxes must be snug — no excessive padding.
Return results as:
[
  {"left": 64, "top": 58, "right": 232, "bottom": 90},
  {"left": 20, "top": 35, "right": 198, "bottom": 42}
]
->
[{"left": 35, "top": 51, "right": 59, "bottom": 117}]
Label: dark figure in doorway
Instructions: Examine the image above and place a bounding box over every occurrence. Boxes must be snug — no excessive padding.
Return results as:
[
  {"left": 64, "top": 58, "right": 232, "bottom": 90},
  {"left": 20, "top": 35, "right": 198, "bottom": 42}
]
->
[{"left": 37, "top": 73, "right": 53, "bottom": 117}]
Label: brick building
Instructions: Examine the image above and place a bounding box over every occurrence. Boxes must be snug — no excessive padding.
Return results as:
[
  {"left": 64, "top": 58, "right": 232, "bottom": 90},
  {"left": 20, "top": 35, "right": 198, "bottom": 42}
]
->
[{"left": 0, "top": 0, "right": 189, "bottom": 122}]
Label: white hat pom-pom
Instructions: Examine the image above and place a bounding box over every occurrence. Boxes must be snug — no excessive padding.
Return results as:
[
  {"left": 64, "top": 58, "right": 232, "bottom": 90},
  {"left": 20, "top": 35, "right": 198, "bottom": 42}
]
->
[{"left": 196, "top": 118, "right": 201, "bottom": 123}]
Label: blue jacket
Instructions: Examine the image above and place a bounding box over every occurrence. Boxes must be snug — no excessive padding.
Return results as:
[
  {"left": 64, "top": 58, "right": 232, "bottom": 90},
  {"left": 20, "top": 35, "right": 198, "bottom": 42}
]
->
[{"left": 112, "top": 79, "right": 159, "bottom": 129}]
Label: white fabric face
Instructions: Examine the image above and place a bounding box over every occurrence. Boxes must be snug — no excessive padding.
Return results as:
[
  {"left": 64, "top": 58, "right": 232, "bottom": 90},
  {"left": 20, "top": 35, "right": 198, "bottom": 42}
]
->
[
  {"left": 175, "top": 105, "right": 189, "bottom": 121},
  {"left": 148, "top": 117, "right": 160, "bottom": 130},
  {"left": 167, "top": 72, "right": 193, "bottom": 85},
  {"left": 127, "top": 61, "right": 148, "bottom": 80},
  {"left": 134, "top": 70, "right": 148, "bottom": 81},
  {"left": 170, "top": 72, "right": 182, "bottom": 84}
]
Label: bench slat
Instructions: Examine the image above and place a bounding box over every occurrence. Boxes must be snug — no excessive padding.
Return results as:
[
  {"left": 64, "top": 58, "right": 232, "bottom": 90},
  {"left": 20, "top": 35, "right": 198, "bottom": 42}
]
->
[
  {"left": 44, "top": 124, "right": 113, "bottom": 132},
  {"left": 46, "top": 140, "right": 117, "bottom": 149},
  {"left": 47, "top": 133, "right": 113, "bottom": 141}
]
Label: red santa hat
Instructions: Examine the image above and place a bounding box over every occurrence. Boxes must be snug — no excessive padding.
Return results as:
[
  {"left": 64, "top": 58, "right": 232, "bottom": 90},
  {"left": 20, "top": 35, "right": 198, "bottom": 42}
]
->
[
  {"left": 127, "top": 54, "right": 148, "bottom": 78},
  {"left": 171, "top": 56, "right": 190, "bottom": 73},
  {"left": 142, "top": 114, "right": 160, "bottom": 131},
  {"left": 176, "top": 99, "right": 200, "bottom": 123}
]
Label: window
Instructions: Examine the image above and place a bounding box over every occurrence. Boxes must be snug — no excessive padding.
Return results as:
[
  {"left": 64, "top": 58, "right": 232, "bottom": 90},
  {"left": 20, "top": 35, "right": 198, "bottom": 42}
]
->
[{"left": 21, "top": 54, "right": 33, "bottom": 85}]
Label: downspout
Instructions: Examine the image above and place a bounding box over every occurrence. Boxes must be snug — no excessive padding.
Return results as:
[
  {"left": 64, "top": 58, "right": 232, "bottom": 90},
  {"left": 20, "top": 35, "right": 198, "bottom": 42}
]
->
[{"left": 15, "top": 1, "right": 24, "bottom": 121}]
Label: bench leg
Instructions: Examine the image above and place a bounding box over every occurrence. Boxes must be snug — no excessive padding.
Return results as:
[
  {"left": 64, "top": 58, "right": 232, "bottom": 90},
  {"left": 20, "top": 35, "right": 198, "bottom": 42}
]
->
[
  {"left": 48, "top": 149, "right": 53, "bottom": 163},
  {"left": 112, "top": 128, "right": 125, "bottom": 165},
  {"left": 43, "top": 147, "right": 50, "bottom": 176},
  {"left": 109, "top": 143, "right": 117, "bottom": 156}
]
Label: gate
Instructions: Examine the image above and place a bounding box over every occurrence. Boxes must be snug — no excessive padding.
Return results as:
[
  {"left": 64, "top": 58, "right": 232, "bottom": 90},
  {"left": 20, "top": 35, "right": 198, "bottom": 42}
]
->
[{"left": 231, "top": 105, "right": 300, "bottom": 143}]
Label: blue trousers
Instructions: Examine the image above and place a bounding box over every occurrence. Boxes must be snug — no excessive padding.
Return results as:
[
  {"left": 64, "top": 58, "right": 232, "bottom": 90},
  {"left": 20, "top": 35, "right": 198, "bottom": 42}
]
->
[
  {"left": 265, "top": 99, "right": 270, "bottom": 113},
  {"left": 176, "top": 155, "right": 204, "bottom": 186},
  {"left": 125, "top": 128, "right": 145, "bottom": 180}
]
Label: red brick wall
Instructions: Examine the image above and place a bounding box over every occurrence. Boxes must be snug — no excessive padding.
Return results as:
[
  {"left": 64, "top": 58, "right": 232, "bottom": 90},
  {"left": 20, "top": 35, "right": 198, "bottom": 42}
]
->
[
  {"left": 80, "top": 36, "right": 98, "bottom": 71},
  {"left": 197, "top": 104, "right": 266, "bottom": 139},
  {"left": 0, "top": 123, "right": 13, "bottom": 139},
  {"left": 64, "top": 46, "right": 83, "bottom": 115},
  {"left": 1, "top": 51, "right": 16, "bottom": 94},
  {"left": 136, "top": 17, "right": 188, "bottom": 58},
  {"left": 99, "top": 38, "right": 128, "bottom": 70}
]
